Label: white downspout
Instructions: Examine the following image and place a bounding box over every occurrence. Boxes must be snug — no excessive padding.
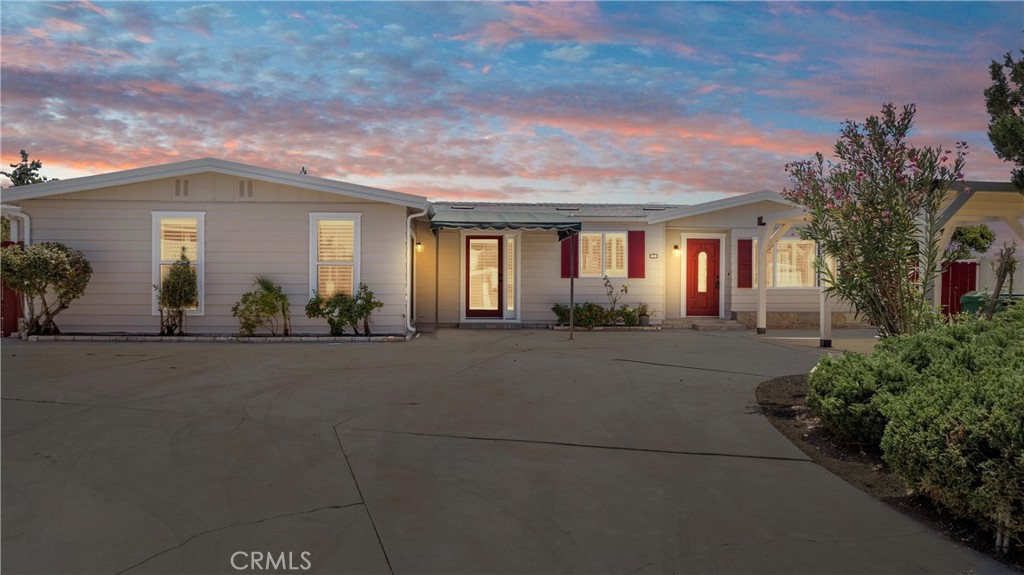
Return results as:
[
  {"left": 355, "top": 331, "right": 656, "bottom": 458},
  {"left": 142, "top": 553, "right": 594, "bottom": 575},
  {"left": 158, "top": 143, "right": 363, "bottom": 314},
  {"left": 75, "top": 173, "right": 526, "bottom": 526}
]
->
[{"left": 406, "top": 205, "right": 429, "bottom": 333}]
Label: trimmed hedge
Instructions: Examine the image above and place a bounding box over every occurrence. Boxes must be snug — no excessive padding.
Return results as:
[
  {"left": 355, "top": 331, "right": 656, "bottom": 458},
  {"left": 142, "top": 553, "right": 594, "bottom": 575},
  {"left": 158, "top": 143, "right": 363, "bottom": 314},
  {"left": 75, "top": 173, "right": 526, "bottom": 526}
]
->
[
  {"left": 881, "top": 364, "right": 1024, "bottom": 549},
  {"left": 808, "top": 352, "right": 918, "bottom": 446},
  {"left": 551, "top": 303, "right": 641, "bottom": 329},
  {"left": 807, "top": 303, "right": 1023, "bottom": 448},
  {"left": 807, "top": 303, "right": 1024, "bottom": 548}
]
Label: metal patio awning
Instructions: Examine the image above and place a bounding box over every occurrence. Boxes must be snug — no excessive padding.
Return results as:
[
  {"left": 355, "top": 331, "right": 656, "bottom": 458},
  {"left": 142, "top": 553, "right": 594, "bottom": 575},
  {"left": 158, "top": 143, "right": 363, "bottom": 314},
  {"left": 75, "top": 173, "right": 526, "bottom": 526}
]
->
[{"left": 429, "top": 209, "right": 581, "bottom": 238}]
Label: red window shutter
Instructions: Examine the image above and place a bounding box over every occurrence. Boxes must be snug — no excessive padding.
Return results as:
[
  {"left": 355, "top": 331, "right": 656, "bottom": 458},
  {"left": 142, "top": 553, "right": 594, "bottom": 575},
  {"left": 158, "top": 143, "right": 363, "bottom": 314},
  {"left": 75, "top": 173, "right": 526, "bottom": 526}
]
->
[
  {"left": 560, "top": 235, "right": 579, "bottom": 278},
  {"left": 737, "top": 239, "right": 753, "bottom": 288},
  {"left": 627, "top": 231, "right": 645, "bottom": 278}
]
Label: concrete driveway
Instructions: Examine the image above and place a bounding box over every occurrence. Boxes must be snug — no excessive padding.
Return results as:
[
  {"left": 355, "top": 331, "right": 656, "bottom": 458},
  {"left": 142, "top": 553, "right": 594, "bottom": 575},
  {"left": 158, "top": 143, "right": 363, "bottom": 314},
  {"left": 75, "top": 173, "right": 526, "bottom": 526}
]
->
[{"left": 1, "top": 330, "right": 1008, "bottom": 574}]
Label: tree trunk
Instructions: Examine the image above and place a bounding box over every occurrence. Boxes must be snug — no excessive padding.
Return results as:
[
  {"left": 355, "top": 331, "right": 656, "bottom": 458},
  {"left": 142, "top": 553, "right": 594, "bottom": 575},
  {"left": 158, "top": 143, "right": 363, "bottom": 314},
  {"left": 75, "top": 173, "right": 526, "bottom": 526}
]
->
[{"left": 984, "top": 246, "right": 1015, "bottom": 319}]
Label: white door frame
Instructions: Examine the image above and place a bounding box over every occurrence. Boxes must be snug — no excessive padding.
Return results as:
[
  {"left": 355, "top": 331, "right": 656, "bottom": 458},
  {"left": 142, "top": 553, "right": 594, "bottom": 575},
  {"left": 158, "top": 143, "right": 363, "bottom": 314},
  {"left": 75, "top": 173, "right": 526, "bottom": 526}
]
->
[
  {"left": 459, "top": 229, "right": 521, "bottom": 322},
  {"left": 679, "top": 232, "right": 726, "bottom": 319}
]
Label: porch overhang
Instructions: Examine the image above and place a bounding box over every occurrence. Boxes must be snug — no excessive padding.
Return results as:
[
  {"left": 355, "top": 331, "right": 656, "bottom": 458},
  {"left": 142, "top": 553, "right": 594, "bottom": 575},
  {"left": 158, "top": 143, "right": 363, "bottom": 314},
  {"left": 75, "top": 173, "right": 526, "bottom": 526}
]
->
[{"left": 429, "top": 210, "right": 582, "bottom": 238}]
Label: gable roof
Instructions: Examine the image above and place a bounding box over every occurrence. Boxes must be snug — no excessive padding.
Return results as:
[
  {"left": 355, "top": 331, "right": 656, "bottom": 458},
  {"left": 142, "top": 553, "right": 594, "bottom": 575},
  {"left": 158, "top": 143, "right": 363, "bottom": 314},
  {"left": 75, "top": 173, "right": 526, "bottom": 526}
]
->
[
  {"left": 1, "top": 157, "right": 427, "bottom": 209},
  {"left": 646, "top": 190, "right": 794, "bottom": 224}
]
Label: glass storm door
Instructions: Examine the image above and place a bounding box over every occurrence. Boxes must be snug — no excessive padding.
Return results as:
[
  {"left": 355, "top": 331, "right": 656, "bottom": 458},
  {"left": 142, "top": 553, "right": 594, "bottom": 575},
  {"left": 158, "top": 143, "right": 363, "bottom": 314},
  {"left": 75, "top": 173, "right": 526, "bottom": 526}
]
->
[
  {"left": 466, "top": 236, "right": 503, "bottom": 318},
  {"left": 686, "top": 238, "right": 720, "bottom": 316}
]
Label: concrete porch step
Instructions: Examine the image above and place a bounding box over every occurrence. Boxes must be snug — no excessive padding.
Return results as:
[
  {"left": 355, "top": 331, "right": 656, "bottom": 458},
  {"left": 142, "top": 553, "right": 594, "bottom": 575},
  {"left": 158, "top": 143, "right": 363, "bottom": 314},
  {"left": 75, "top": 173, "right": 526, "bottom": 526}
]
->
[{"left": 663, "top": 318, "right": 748, "bottom": 331}]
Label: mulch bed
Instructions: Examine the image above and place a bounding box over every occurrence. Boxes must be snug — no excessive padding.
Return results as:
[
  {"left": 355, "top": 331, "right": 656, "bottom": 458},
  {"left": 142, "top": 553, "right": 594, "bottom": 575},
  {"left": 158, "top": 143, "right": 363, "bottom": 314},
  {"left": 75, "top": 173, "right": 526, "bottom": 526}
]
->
[{"left": 756, "top": 373, "right": 1022, "bottom": 572}]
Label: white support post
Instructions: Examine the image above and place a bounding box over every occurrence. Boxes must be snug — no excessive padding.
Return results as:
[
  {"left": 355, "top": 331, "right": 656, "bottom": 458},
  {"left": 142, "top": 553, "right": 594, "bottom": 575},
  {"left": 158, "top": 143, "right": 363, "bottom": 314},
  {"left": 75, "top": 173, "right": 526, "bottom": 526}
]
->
[
  {"left": 757, "top": 225, "right": 770, "bottom": 334},
  {"left": 819, "top": 283, "right": 832, "bottom": 348}
]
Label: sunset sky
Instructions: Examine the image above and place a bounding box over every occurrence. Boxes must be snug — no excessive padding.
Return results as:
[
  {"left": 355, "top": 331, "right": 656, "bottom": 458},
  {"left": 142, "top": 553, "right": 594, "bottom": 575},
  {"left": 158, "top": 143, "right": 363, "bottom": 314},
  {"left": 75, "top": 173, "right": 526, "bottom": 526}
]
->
[{"left": 1, "top": 1, "right": 1020, "bottom": 204}]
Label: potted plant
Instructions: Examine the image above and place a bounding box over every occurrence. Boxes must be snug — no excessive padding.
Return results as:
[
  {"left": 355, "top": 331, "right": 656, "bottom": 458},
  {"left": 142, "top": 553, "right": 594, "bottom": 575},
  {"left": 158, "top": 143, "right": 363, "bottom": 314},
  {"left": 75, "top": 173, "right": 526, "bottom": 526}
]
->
[{"left": 637, "top": 303, "right": 652, "bottom": 326}]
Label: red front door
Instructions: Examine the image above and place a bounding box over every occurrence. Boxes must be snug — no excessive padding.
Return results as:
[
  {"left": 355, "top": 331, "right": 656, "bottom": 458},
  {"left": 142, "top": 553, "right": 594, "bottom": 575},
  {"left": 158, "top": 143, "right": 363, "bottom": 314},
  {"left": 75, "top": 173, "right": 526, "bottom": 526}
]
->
[
  {"left": 465, "top": 236, "right": 503, "bottom": 318},
  {"left": 686, "top": 238, "right": 720, "bottom": 316},
  {"left": 940, "top": 261, "right": 978, "bottom": 315}
]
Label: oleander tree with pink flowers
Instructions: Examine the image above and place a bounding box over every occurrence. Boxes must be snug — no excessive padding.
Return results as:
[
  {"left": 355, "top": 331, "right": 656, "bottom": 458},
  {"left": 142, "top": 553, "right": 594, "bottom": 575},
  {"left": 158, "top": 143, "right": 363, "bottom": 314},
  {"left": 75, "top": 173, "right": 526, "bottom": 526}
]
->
[{"left": 781, "top": 103, "right": 971, "bottom": 338}]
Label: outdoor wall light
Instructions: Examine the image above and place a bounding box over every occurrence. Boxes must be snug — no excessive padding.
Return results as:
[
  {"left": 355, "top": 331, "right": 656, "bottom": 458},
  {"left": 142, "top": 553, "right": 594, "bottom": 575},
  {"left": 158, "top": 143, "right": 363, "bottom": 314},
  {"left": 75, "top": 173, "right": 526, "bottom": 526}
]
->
[
  {"left": 416, "top": 241, "right": 424, "bottom": 253},
  {"left": 672, "top": 244, "right": 681, "bottom": 256}
]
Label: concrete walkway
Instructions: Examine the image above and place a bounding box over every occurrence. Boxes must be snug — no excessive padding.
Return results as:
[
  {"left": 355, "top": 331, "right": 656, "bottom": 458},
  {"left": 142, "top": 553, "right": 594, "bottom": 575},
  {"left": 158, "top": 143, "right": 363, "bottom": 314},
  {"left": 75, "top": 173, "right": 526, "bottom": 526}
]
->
[{"left": 1, "top": 330, "right": 1007, "bottom": 574}]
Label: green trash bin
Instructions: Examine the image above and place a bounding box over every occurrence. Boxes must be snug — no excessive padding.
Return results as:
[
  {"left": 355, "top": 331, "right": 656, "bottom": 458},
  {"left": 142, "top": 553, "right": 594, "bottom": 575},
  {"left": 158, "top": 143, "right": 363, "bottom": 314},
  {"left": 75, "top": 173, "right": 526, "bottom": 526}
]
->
[{"left": 959, "top": 291, "right": 987, "bottom": 316}]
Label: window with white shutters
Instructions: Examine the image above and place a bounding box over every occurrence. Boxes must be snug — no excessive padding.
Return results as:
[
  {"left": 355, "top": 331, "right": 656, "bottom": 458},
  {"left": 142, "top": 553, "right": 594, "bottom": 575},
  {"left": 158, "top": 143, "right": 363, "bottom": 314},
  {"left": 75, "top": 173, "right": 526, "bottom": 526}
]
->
[{"left": 579, "top": 232, "right": 627, "bottom": 277}]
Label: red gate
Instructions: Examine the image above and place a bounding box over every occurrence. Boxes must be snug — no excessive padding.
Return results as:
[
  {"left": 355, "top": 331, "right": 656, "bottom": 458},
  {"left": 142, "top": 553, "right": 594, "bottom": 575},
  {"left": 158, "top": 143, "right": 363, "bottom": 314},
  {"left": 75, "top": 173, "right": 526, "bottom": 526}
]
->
[
  {"left": 1, "top": 241, "right": 24, "bottom": 337},
  {"left": 940, "top": 261, "right": 978, "bottom": 316}
]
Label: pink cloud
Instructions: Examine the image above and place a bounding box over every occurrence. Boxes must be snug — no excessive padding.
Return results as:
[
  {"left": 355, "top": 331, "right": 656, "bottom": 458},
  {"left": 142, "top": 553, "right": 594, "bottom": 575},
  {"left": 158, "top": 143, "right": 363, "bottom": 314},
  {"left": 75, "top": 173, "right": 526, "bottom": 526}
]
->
[
  {"left": 749, "top": 51, "right": 801, "bottom": 64},
  {"left": 44, "top": 18, "right": 85, "bottom": 33},
  {"left": 454, "top": 2, "right": 608, "bottom": 47}
]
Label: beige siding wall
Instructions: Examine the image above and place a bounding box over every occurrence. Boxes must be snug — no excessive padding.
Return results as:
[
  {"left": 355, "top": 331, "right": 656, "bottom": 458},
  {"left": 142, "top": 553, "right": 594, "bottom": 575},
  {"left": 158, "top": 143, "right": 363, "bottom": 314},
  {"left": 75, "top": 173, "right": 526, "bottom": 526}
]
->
[
  {"left": 662, "top": 201, "right": 855, "bottom": 318},
  {"left": 414, "top": 223, "right": 666, "bottom": 325},
  {"left": 727, "top": 227, "right": 855, "bottom": 314},
  {"left": 17, "top": 174, "right": 412, "bottom": 334},
  {"left": 412, "top": 222, "right": 462, "bottom": 324}
]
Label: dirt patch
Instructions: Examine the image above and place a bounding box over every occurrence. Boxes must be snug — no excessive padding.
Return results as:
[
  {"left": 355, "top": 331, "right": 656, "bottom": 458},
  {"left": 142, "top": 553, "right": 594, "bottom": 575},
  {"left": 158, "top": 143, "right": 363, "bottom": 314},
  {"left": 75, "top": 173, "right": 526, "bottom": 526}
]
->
[{"left": 756, "top": 373, "right": 1022, "bottom": 572}]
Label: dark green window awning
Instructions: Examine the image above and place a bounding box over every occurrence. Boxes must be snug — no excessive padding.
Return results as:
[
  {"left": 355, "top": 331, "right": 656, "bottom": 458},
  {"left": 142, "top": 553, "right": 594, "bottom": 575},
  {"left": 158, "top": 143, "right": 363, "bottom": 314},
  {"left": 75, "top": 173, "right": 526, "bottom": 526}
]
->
[{"left": 430, "top": 210, "right": 581, "bottom": 238}]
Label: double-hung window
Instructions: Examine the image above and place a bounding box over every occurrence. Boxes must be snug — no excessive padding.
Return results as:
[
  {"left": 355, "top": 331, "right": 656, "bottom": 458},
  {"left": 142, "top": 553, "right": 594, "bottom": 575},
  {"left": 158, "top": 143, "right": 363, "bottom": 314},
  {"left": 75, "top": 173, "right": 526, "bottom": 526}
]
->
[
  {"left": 579, "top": 232, "right": 627, "bottom": 277},
  {"left": 310, "top": 213, "right": 360, "bottom": 297},
  {"left": 152, "top": 211, "right": 204, "bottom": 314}
]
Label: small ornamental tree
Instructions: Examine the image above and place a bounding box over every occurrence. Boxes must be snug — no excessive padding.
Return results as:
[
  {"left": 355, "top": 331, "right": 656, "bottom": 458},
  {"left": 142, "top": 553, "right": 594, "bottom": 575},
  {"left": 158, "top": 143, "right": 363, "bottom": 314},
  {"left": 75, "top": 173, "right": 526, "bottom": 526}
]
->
[
  {"left": 156, "top": 247, "right": 198, "bottom": 336},
  {"left": 0, "top": 241, "right": 92, "bottom": 335},
  {"left": 781, "top": 103, "right": 969, "bottom": 338}
]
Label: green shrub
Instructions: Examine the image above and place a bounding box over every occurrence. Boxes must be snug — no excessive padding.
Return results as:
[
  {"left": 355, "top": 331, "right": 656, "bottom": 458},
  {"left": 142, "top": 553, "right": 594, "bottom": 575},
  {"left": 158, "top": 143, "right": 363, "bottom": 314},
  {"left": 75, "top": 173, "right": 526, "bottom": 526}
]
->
[
  {"left": 550, "top": 302, "right": 644, "bottom": 329},
  {"left": 617, "top": 305, "right": 639, "bottom": 326},
  {"left": 808, "top": 352, "right": 918, "bottom": 446},
  {"left": 808, "top": 302, "right": 1024, "bottom": 548},
  {"left": 306, "top": 291, "right": 354, "bottom": 336},
  {"left": 550, "top": 302, "right": 612, "bottom": 329},
  {"left": 305, "top": 283, "right": 384, "bottom": 336},
  {"left": 882, "top": 365, "right": 1024, "bottom": 549},
  {"left": 232, "top": 276, "right": 291, "bottom": 336},
  {"left": 0, "top": 241, "right": 92, "bottom": 335},
  {"left": 575, "top": 302, "right": 610, "bottom": 329},
  {"left": 809, "top": 306, "right": 1024, "bottom": 448},
  {"left": 552, "top": 303, "right": 570, "bottom": 325}
]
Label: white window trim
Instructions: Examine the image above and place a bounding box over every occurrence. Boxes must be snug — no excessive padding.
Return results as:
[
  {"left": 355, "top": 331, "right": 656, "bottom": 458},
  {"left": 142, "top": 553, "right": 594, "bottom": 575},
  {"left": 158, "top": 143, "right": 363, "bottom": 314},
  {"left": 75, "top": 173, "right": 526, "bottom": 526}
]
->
[
  {"left": 151, "top": 211, "right": 205, "bottom": 316},
  {"left": 579, "top": 231, "right": 628, "bottom": 278},
  {"left": 458, "top": 229, "right": 521, "bottom": 323},
  {"left": 309, "top": 212, "right": 361, "bottom": 298},
  {"left": 747, "top": 236, "right": 820, "bottom": 290}
]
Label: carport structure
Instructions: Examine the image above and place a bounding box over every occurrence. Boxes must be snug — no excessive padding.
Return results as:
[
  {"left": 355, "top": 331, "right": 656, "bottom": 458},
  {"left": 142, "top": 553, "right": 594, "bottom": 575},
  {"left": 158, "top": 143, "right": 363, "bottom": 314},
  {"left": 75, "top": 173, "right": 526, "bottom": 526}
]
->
[{"left": 755, "top": 181, "right": 1024, "bottom": 346}]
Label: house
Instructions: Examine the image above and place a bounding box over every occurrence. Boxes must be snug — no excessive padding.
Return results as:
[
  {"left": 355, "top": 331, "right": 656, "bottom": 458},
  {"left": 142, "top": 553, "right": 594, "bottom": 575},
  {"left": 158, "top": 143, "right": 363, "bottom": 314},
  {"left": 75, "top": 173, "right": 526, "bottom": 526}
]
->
[
  {"left": 1, "top": 158, "right": 427, "bottom": 335},
  {"left": 413, "top": 202, "right": 677, "bottom": 326},
  {"left": 2, "top": 157, "right": 1021, "bottom": 337}
]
